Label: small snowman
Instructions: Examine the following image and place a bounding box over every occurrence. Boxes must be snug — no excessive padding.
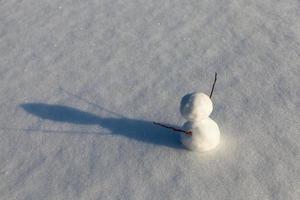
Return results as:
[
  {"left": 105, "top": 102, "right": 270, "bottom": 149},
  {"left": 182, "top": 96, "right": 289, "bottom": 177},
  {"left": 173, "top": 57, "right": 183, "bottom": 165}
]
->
[
  {"left": 153, "top": 73, "right": 220, "bottom": 152},
  {"left": 180, "top": 73, "right": 220, "bottom": 152}
]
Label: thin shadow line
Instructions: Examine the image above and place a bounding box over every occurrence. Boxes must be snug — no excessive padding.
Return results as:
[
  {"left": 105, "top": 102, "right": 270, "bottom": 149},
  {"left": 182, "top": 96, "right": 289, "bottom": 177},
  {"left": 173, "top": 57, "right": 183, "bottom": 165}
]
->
[{"left": 59, "top": 87, "right": 126, "bottom": 118}]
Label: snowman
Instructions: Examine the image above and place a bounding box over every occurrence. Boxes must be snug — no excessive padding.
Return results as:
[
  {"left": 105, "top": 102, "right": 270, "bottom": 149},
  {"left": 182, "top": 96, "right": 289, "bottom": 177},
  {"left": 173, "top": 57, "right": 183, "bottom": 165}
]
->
[
  {"left": 179, "top": 73, "right": 220, "bottom": 152},
  {"left": 180, "top": 92, "right": 220, "bottom": 152},
  {"left": 153, "top": 73, "right": 220, "bottom": 152}
]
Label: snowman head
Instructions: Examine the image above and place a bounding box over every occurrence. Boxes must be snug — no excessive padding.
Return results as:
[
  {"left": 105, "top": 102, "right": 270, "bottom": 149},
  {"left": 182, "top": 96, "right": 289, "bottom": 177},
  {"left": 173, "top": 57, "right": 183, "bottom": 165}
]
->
[{"left": 180, "top": 92, "right": 213, "bottom": 121}]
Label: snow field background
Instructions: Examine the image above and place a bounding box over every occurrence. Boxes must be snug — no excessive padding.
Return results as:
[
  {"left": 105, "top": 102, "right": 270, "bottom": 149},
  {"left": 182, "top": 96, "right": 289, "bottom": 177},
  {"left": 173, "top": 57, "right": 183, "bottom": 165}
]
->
[{"left": 0, "top": 0, "right": 299, "bottom": 199}]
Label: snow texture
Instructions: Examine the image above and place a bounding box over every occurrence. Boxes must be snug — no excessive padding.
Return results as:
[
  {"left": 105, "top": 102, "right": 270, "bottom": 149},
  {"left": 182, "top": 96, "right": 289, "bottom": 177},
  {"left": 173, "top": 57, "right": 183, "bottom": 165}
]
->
[{"left": 0, "top": 0, "right": 300, "bottom": 199}]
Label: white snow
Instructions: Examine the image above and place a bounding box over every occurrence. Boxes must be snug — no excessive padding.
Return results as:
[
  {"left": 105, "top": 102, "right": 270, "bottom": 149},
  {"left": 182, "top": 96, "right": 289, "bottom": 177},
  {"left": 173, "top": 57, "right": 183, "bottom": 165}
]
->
[
  {"left": 181, "top": 118, "right": 220, "bottom": 152},
  {"left": 0, "top": 0, "right": 300, "bottom": 199},
  {"left": 180, "top": 92, "right": 213, "bottom": 121}
]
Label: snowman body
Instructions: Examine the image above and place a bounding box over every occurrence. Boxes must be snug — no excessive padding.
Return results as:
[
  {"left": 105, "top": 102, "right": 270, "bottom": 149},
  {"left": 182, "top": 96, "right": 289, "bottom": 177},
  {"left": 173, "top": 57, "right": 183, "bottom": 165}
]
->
[{"left": 180, "top": 92, "right": 220, "bottom": 152}]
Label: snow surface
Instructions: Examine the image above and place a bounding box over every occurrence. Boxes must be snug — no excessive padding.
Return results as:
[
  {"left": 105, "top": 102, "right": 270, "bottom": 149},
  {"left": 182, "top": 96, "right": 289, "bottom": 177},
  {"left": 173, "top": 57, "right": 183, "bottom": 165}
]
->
[{"left": 0, "top": 0, "right": 300, "bottom": 199}]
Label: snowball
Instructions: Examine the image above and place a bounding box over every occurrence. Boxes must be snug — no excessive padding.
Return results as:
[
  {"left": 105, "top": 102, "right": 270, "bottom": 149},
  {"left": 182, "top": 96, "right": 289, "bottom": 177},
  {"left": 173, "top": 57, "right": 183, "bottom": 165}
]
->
[
  {"left": 180, "top": 92, "right": 213, "bottom": 121},
  {"left": 181, "top": 118, "right": 220, "bottom": 152}
]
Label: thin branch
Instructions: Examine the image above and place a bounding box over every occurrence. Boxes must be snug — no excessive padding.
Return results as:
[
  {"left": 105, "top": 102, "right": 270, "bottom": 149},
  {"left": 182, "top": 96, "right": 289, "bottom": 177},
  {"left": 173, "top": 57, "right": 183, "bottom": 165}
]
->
[
  {"left": 153, "top": 122, "right": 192, "bottom": 136},
  {"left": 209, "top": 72, "right": 218, "bottom": 99}
]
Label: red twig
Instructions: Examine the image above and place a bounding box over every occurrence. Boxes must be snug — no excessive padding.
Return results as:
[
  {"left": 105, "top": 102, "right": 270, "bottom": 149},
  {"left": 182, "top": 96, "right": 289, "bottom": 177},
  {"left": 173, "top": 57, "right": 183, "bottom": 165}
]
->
[{"left": 153, "top": 122, "right": 192, "bottom": 136}]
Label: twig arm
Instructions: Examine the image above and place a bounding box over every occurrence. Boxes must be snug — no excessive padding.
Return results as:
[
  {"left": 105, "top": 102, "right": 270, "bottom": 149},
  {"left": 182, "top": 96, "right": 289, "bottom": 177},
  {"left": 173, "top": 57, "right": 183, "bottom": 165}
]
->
[{"left": 153, "top": 122, "right": 192, "bottom": 136}]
